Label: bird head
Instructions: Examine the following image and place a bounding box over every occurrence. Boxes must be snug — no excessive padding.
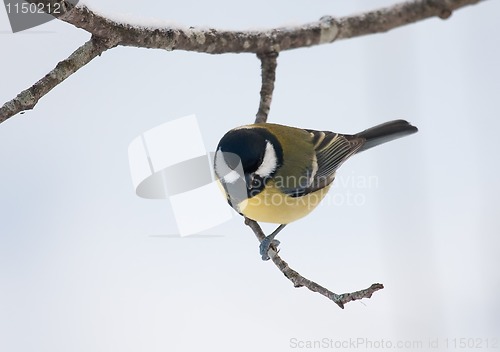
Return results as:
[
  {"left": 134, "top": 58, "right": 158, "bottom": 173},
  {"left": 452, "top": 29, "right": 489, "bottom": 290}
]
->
[{"left": 214, "top": 126, "right": 283, "bottom": 203}]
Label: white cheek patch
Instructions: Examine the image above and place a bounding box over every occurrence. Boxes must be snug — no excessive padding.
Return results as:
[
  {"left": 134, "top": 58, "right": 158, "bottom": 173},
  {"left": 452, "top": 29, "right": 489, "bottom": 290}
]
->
[
  {"left": 223, "top": 170, "right": 241, "bottom": 184},
  {"left": 255, "top": 141, "right": 277, "bottom": 178},
  {"left": 215, "top": 149, "right": 243, "bottom": 184}
]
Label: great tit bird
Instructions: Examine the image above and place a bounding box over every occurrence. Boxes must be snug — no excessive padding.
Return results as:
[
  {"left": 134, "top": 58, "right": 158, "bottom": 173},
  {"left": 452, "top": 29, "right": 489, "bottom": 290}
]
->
[{"left": 214, "top": 120, "right": 418, "bottom": 260}]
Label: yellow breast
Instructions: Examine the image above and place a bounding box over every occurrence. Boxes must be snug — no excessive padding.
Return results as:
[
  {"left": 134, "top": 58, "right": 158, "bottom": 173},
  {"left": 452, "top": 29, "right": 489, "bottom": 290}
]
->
[{"left": 238, "top": 180, "right": 332, "bottom": 224}]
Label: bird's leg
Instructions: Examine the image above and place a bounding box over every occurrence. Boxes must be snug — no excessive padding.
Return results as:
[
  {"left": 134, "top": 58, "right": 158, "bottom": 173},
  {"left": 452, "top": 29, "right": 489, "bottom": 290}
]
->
[{"left": 260, "top": 224, "right": 287, "bottom": 261}]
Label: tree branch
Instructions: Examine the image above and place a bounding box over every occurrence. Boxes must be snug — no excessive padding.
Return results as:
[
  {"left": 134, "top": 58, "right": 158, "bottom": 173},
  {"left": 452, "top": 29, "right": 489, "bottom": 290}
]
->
[
  {"left": 1, "top": 0, "right": 485, "bottom": 123},
  {"left": 26, "top": 0, "right": 341, "bottom": 53},
  {"left": 0, "top": 35, "right": 117, "bottom": 124},
  {"left": 26, "top": 0, "right": 484, "bottom": 54},
  {"left": 255, "top": 52, "right": 278, "bottom": 124},
  {"left": 244, "top": 218, "right": 384, "bottom": 308}
]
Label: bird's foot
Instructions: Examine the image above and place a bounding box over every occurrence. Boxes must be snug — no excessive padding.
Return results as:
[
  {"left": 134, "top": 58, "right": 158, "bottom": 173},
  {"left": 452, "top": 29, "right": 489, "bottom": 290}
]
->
[{"left": 260, "top": 237, "right": 280, "bottom": 261}]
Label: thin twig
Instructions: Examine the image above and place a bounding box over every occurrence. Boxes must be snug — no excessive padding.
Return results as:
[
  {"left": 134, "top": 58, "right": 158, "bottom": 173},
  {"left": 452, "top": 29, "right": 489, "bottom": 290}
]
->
[
  {"left": 244, "top": 218, "right": 384, "bottom": 308},
  {"left": 255, "top": 52, "right": 278, "bottom": 124},
  {"left": 0, "top": 35, "right": 117, "bottom": 124}
]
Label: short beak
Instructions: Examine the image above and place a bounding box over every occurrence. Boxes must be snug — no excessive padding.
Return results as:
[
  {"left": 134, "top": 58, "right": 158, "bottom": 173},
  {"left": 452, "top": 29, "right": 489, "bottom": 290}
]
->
[{"left": 244, "top": 174, "right": 253, "bottom": 189}]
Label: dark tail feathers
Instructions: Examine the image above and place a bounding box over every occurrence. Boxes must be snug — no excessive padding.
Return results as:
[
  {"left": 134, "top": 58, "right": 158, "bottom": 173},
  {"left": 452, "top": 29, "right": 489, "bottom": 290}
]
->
[{"left": 355, "top": 119, "right": 418, "bottom": 152}]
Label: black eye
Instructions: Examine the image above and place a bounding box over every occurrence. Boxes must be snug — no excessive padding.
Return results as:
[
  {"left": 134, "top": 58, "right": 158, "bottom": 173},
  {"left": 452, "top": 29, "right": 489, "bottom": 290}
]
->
[
  {"left": 248, "top": 175, "right": 268, "bottom": 197},
  {"left": 251, "top": 177, "right": 261, "bottom": 188}
]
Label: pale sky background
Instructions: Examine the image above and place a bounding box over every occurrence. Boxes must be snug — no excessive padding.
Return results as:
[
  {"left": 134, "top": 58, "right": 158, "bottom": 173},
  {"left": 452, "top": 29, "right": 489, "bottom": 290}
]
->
[{"left": 1, "top": 1, "right": 499, "bottom": 351}]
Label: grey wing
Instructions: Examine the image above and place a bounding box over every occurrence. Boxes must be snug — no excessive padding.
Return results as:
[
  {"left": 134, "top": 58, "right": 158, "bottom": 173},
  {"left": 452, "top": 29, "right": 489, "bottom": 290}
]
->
[
  {"left": 305, "top": 130, "right": 364, "bottom": 193},
  {"left": 280, "top": 129, "right": 364, "bottom": 198}
]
